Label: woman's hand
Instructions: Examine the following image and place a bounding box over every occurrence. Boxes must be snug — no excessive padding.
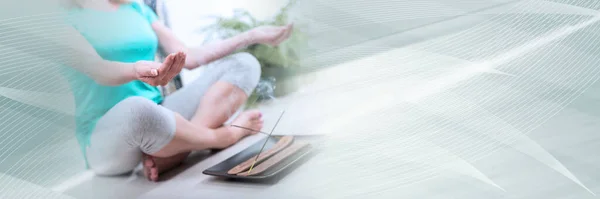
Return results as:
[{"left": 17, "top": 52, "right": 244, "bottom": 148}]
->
[
  {"left": 134, "top": 52, "right": 186, "bottom": 86},
  {"left": 247, "top": 23, "right": 294, "bottom": 47}
]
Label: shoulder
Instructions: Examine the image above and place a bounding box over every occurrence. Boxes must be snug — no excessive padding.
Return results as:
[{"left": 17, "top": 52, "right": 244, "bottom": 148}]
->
[
  {"left": 123, "top": 1, "right": 158, "bottom": 23},
  {"left": 124, "top": 1, "right": 154, "bottom": 15}
]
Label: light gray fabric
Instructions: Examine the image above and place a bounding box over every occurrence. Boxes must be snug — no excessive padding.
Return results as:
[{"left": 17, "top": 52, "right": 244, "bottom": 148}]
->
[
  {"left": 85, "top": 52, "right": 261, "bottom": 175},
  {"left": 161, "top": 52, "right": 261, "bottom": 120},
  {"left": 86, "top": 96, "right": 177, "bottom": 176}
]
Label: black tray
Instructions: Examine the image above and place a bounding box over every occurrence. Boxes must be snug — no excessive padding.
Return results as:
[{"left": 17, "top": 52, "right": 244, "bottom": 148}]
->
[{"left": 202, "top": 135, "right": 320, "bottom": 182}]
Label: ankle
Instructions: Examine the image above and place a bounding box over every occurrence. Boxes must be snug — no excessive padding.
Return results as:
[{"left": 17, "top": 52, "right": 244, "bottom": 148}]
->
[
  {"left": 181, "top": 126, "right": 213, "bottom": 150},
  {"left": 212, "top": 127, "right": 242, "bottom": 148}
]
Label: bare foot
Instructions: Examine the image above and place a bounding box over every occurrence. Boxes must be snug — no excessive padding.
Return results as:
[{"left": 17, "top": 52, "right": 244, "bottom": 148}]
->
[
  {"left": 207, "top": 111, "right": 264, "bottom": 152},
  {"left": 142, "top": 110, "right": 264, "bottom": 181},
  {"left": 228, "top": 110, "right": 264, "bottom": 138},
  {"left": 143, "top": 152, "right": 190, "bottom": 182}
]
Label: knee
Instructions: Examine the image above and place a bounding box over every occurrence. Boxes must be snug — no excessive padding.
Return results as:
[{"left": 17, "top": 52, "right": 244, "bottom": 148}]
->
[
  {"left": 231, "top": 52, "right": 261, "bottom": 77},
  {"left": 117, "top": 97, "right": 176, "bottom": 144},
  {"left": 117, "top": 96, "right": 153, "bottom": 108},
  {"left": 223, "top": 52, "right": 262, "bottom": 93},
  {"left": 118, "top": 97, "right": 162, "bottom": 123},
  {"left": 231, "top": 52, "right": 261, "bottom": 80}
]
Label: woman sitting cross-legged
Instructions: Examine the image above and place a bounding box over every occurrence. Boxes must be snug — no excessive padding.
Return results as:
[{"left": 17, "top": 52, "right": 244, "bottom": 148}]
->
[{"left": 63, "top": 0, "right": 293, "bottom": 181}]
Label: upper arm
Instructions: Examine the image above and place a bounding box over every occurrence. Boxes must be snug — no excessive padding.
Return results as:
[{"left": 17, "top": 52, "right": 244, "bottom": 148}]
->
[
  {"left": 57, "top": 25, "right": 126, "bottom": 85},
  {"left": 150, "top": 19, "right": 188, "bottom": 56},
  {"left": 55, "top": 24, "right": 103, "bottom": 71},
  {"left": 129, "top": 1, "right": 186, "bottom": 55}
]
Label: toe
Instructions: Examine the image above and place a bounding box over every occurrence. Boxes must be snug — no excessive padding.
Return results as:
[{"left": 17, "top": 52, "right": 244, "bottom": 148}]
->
[
  {"left": 245, "top": 110, "right": 262, "bottom": 120},
  {"left": 144, "top": 157, "right": 154, "bottom": 167},
  {"left": 150, "top": 168, "right": 159, "bottom": 181}
]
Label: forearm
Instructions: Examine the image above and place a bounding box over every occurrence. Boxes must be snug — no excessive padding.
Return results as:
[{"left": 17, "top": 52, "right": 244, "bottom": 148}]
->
[
  {"left": 79, "top": 59, "right": 137, "bottom": 86},
  {"left": 185, "top": 32, "right": 253, "bottom": 69},
  {"left": 152, "top": 22, "right": 255, "bottom": 70}
]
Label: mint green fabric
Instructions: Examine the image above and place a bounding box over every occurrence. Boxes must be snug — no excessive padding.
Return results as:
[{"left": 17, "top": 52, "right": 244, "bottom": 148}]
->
[{"left": 64, "top": 2, "right": 163, "bottom": 167}]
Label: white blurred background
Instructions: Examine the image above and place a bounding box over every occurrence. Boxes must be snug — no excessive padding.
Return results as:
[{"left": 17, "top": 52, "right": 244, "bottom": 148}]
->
[{"left": 163, "top": 0, "right": 291, "bottom": 85}]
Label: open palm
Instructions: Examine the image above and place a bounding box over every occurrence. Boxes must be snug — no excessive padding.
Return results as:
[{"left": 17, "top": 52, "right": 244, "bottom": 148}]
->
[
  {"left": 134, "top": 52, "right": 186, "bottom": 86},
  {"left": 249, "top": 23, "right": 294, "bottom": 47}
]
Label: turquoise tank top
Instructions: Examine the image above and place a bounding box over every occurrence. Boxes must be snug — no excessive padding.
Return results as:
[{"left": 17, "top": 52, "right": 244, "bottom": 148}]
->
[{"left": 64, "top": 2, "right": 163, "bottom": 167}]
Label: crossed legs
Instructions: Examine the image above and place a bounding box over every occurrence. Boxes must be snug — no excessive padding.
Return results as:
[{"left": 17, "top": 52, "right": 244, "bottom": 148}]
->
[
  {"left": 143, "top": 83, "right": 264, "bottom": 181},
  {"left": 85, "top": 53, "right": 263, "bottom": 181}
]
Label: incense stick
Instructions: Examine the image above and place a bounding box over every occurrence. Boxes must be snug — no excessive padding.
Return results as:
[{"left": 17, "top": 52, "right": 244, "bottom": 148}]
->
[
  {"left": 247, "top": 111, "right": 285, "bottom": 175},
  {"left": 229, "top": 124, "right": 270, "bottom": 135}
]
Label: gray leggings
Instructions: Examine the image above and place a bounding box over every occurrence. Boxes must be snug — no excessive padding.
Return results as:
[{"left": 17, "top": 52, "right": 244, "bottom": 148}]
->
[{"left": 86, "top": 53, "right": 261, "bottom": 175}]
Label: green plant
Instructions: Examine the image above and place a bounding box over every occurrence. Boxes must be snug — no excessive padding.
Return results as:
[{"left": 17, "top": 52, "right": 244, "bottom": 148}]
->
[{"left": 200, "top": 0, "right": 308, "bottom": 69}]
